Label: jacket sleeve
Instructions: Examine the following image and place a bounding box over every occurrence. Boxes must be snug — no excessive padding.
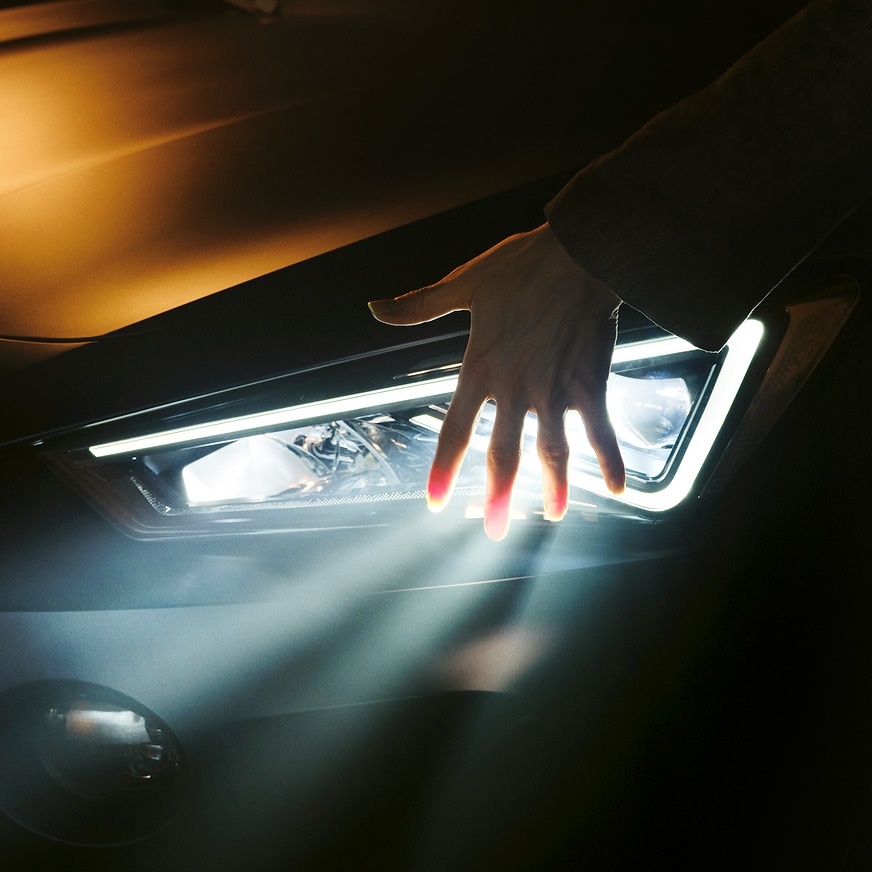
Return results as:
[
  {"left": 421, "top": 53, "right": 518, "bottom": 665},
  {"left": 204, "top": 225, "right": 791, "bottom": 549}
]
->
[{"left": 545, "top": 0, "right": 872, "bottom": 351}]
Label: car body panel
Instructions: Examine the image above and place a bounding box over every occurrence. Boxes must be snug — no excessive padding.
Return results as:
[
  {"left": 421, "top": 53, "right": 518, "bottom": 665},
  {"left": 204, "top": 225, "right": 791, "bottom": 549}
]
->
[{"left": 2, "top": 2, "right": 870, "bottom": 870}]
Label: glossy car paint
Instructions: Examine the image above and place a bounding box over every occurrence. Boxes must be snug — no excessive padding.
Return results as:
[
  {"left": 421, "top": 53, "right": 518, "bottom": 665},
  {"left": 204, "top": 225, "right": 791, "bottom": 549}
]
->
[{"left": 1, "top": 2, "right": 869, "bottom": 870}]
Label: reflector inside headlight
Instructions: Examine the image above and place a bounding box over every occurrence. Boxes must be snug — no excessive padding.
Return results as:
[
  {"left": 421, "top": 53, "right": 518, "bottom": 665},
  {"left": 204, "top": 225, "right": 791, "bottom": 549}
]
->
[{"left": 51, "top": 319, "right": 763, "bottom": 535}]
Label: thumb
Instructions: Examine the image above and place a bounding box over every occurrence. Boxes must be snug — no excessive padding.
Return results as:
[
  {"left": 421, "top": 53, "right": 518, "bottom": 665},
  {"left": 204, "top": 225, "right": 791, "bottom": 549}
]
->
[{"left": 368, "top": 280, "right": 468, "bottom": 326}]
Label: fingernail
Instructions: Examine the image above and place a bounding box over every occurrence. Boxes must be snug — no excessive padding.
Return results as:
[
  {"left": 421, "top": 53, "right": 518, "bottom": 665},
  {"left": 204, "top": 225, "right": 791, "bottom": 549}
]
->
[
  {"left": 484, "top": 498, "right": 510, "bottom": 541},
  {"left": 426, "top": 492, "right": 446, "bottom": 513},
  {"left": 608, "top": 475, "right": 625, "bottom": 494},
  {"left": 427, "top": 475, "right": 449, "bottom": 512},
  {"left": 544, "top": 501, "right": 566, "bottom": 522}
]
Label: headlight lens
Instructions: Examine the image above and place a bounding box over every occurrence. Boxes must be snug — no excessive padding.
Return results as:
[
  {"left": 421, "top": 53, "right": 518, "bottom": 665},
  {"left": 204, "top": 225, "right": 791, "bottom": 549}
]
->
[{"left": 46, "top": 319, "right": 764, "bottom": 536}]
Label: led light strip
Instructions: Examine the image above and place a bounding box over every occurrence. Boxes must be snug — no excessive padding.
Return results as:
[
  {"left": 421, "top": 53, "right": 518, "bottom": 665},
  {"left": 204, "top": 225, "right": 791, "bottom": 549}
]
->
[
  {"left": 90, "top": 334, "right": 699, "bottom": 459},
  {"left": 89, "top": 375, "right": 460, "bottom": 458},
  {"left": 610, "top": 333, "right": 696, "bottom": 364},
  {"left": 569, "top": 319, "right": 764, "bottom": 511}
]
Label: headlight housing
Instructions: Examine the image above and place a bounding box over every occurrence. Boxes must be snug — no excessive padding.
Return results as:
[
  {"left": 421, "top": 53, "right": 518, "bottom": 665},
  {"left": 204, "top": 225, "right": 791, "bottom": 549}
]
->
[
  {"left": 40, "top": 278, "right": 858, "bottom": 538},
  {"left": 42, "top": 312, "right": 779, "bottom": 538}
]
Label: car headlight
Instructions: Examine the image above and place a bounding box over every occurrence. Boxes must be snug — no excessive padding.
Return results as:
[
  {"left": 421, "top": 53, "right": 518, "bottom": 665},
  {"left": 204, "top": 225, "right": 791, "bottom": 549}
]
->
[
  {"left": 41, "top": 278, "right": 859, "bottom": 538},
  {"left": 42, "top": 311, "right": 780, "bottom": 538}
]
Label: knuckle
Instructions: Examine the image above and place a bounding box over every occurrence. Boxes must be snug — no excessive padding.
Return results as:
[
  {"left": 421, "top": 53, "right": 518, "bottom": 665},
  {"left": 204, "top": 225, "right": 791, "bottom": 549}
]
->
[
  {"left": 438, "top": 411, "right": 474, "bottom": 448},
  {"left": 487, "top": 442, "right": 521, "bottom": 474},
  {"left": 573, "top": 382, "right": 606, "bottom": 410},
  {"left": 538, "top": 440, "right": 569, "bottom": 468},
  {"left": 583, "top": 418, "right": 612, "bottom": 449}
]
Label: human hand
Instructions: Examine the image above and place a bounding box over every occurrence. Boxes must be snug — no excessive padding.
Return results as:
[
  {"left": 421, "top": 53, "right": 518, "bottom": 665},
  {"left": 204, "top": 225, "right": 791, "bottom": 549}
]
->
[{"left": 368, "top": 223, "right": 625, "bottom": 541}]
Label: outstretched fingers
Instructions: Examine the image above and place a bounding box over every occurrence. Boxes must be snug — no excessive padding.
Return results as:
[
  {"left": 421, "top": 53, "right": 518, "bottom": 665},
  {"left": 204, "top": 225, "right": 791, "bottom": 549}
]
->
[
  {"left": 535, "top": 408, "right": 571, "bottom": 522},
  {"left": 367, "top": 224, "right": 626, "bottom": 535},
  {"left": 577, "top": 392, "right": 625, "bottom": 494},
  {"left": 427, "top": 379, "right": 487, "bottom": 513},
  {"left": 483, "top": 403, "right": 526, "bottom": 541}
]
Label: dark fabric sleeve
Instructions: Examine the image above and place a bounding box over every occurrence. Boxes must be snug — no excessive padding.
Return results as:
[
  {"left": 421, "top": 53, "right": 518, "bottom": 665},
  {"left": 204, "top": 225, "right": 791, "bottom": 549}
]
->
[{"left": 545, "top": 0, "right": 872, "bottom": 351}]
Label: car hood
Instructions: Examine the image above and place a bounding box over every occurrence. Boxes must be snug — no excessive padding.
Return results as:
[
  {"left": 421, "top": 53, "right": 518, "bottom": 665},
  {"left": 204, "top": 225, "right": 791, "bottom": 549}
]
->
[
  {"left": 3, "top": 0, "right": 798, "bottom": 342},
  {"left": 2, "top": 0, "right": 560, "bottom": 343}
]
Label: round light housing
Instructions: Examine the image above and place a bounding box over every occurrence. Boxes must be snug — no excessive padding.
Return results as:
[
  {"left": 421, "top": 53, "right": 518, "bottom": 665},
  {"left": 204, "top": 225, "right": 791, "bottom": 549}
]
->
[{"left": 0, "top": 681, "right": 186, "bottom": 845}]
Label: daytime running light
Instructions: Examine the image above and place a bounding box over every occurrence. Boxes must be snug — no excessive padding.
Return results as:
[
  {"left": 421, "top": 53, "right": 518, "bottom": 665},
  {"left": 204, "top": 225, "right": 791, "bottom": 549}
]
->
[{"left": 89, "top": 375, "right": 459, "bottom": 458}]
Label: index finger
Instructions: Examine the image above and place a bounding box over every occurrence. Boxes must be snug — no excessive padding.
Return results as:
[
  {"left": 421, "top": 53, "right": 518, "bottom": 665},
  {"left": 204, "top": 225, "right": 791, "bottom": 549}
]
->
[{"left": 427, "top": 377, "right": 487, "bottom": 512}]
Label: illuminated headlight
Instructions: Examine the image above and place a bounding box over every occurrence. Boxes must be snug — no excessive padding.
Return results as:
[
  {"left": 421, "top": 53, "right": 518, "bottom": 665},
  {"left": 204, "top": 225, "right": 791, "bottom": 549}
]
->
[{"left": 42, "top": 317, "right": 770, "bottom": 537}]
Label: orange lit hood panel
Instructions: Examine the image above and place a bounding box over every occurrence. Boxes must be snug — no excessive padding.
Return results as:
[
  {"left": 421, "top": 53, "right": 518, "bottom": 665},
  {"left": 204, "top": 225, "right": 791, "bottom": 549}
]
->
[{"left": 0, "top": 3, "right": 568, "bottom": 340}]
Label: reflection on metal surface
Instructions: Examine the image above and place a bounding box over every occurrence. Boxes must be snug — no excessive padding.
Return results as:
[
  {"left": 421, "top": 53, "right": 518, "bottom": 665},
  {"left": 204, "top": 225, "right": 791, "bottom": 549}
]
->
[
  {"left": 436, "top": 628, "right": 550, "bottom": 692},
  {"left": 609, "top": 373, "right": 692, "bottom": 450},
  {"left": 181, "top": 424, "right": 404, "bottom": 504}
]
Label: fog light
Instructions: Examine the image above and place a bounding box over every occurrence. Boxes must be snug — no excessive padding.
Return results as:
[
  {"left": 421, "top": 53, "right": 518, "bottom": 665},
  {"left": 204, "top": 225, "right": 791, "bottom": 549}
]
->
[{"left": 0, "top": 681, "right": 186, "bottom": 845}]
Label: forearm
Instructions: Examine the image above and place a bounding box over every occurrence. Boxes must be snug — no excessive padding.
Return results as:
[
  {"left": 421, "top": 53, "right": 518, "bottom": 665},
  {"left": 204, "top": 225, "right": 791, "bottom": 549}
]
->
[{"left": 546, "top": 0, "right": 872, "bottom": 351}]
